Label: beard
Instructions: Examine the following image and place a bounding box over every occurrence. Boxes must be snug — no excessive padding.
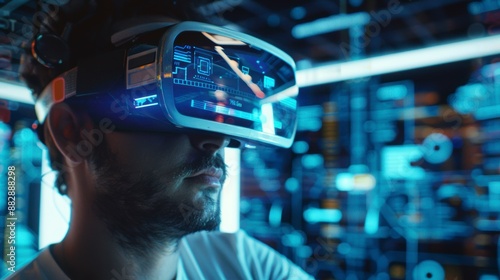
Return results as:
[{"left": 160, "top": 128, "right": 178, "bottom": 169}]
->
[{"left": 89, "top": 137, "right": 227, "bottom": 256}]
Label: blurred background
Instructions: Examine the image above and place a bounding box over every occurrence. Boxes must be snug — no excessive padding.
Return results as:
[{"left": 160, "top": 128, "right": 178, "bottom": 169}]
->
[{"left": 1, "top": 0, "right": 500, "bottom": 279}]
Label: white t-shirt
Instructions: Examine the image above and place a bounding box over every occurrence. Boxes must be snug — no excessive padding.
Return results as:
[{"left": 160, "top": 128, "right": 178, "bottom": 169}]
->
[{"left": 4, "top": 230, "right": 314, "bottom": 280}]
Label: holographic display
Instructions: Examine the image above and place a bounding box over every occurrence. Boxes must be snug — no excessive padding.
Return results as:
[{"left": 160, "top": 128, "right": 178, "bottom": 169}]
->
[{"left": 171, "top": 31, "right": 297, "bottom": 139}]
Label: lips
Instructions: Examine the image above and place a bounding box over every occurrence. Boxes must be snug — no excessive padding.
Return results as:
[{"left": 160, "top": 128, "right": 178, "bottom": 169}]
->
[
  {"left": 185, "top": 166, "right": 224, "bottom": 189},
  {"left": 187, "top": 166, "right": 223, "bottom": 179}
]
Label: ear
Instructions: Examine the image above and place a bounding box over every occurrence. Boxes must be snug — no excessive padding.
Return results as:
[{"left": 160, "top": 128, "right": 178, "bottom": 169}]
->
[{"left": 46, "top": 103, "right": 87, "bottom": 165}]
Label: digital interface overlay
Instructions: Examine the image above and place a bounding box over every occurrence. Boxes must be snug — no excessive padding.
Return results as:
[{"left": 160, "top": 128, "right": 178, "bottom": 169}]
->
[{"left": 171, "top": 31, "right": 297, "bottom": 139}]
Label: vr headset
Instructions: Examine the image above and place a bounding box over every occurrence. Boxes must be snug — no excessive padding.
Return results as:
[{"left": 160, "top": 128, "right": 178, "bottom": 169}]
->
[{"left": 35, "top": 21, "right": 298, "bottom": 148}]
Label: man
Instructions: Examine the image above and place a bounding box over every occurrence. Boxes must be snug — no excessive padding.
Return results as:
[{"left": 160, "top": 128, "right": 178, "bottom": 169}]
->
[{"left": 6, "top": 0, "right": 311, "bottom": 279}]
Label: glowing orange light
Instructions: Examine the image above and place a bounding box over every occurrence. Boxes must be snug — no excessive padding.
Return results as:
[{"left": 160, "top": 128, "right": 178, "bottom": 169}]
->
[
  {"left": 52, "top": 77, "right": 65, "bottom": 103},
  {"left": 215, "top": 115, "right": 224, "bottom": 123}
]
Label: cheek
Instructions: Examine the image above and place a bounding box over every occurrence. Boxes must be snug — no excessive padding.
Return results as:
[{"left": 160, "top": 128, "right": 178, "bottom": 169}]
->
[{"left": 105, "top": 133, "right": 190, "bottom": 168}]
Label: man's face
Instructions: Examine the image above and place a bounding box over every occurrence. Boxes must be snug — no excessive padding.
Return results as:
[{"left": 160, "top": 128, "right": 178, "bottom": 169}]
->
[{"left": 88, "top": 131, "right": 228, "bottom": 252}]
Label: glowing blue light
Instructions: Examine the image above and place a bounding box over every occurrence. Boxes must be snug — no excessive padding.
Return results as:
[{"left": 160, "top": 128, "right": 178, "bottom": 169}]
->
[
  {"left": 259, "top": 179, "right": 280, "bottom": 192},
  {"left": 476, "top": 219, "right": 500, "bottom": 231},
  {"left": 420, "top": 197, "right": 434, "bottom": 209},
  {"left": 16, "top": 225, "right": 35, "bottom": 247},
  {"left": 254, "top": 168, "right": 279, "bottom": 178},
  {"left": 303, "top": 207, "right": 342, "bottom": 223},
  {"left": 490, "top": 181, "right": 500, "bottom": 196},
  {"left": 348, "top": 164, "right": 369, "bottom": 173},
  {"left": 292, "top": 12, "right": 370, "bottom": 38},
  {"left": 296, "top": 246, "right": 312, "bottom": 258},
  {"left": 421, "top": 133, "right": 453, "bottom": 164},
  {"left": 475, "top": 106, "right": 500, "bottom": 120},
  {"left": 13, "top": 128, "right": 36, "bottom": 145},
  {"left": 292, "top": 141, "right": 309, "bottom": 154},
  {"left": 285, "top": 177, "right": 300, "bottom": 192},
  {"left": 437, "top": 184, "right": 467, "bottom": 199},
  {"left": 242, "top": 149, "right": 260, "bottom": 164},
  {"left": 297, "top": 105, "right": 323, "bottom": 131},
  {"left": 269, "top": 203, "right": 283, "bottom": 227},
  {"left": 412, "top": 260, "right": 445, "bottom": 280},
  {"left": 279, "top": 97, "right": 297, "bottom": 110},
  {"left": 482, "top": 142, "right": 500, "bottom": 154},
  {"left": 239, "top": 199, "right": 251, "bottom": 214},
  {"left": 351, "top": 96, "right": 366, "bottom": 109},
  {"left": 449, "top": 83, "right": 487, "bottom": 115},
  {"left": 297, "top": 119, "right": 322, "bottom": 131},
  {"left": 281, "top": 232, "right": 305, "bottom": 247},
  {"left": 364, "top": 208, "right": 379, "bottom": 235},
  {"left": 336, "top": 173, "right": 353, "bottom": 191},
  {"left": 376, "top": 84, "right": 407, "bottom": 100},
  {"left": 381, "top": 145, "right": 425, "bottom": 179},
  {"left": 298, "top": 105, "right": 323, "bottom": 116},
  {"left": 337, "top": 242, "right": 351, "bottom": 255},
  {"left": 371, "top": 129, "right": 396, "bottom": 143},
  {"left": 301, "top": 154, "right": 324, "bottom": 169},
  {"left": 290, "top": 6, "right": 306, "bottom": 20}
]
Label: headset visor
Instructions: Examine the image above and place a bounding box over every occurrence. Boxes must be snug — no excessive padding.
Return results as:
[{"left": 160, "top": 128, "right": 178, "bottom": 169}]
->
[{"left": 36, "top": 22, "right": 299, "bottom": 148}]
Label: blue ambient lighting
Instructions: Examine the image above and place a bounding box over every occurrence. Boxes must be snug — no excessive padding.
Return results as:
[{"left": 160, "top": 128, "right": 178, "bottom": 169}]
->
[
  {"left": 301, "top": 154, "right": 324, "bottom": 169},
  {"left": 364, "top": 207, "right": 379, "bottom": 235},
  {"left": 290, "top": 6, "right": 306, "bottom": 20},
  {"left": 303, "top": 207, "right": 342, "bottom": 223},
  {"left": 412, "top": 260, "right": 445, "bottom": 280},
  {"left": 292, "top": 141, "right": 309, "bottom": 154}
]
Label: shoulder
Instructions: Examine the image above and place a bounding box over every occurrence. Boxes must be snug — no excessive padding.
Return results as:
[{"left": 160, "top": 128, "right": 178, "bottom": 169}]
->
[
  {"left": 2, "top": 250, "right": 47, "bottom": 280},
  {"left": 180, "top": 230, "right": 278, "bottom": 257},
  {"left": 3, "top": 247, "right": 69, "bottom": 280},
  {"left": 179, "top": 230, "right": 314, "bottom": 280}
]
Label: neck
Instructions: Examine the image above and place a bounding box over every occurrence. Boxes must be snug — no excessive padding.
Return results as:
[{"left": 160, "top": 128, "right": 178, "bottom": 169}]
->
[{"left": 52, "top": 205, "right": 180, "bottom": 280}]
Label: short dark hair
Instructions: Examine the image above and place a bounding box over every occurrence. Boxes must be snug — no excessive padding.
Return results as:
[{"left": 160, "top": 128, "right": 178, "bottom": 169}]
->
[{"left": 21, "top": 0, "right": 212, "bottom": 99}]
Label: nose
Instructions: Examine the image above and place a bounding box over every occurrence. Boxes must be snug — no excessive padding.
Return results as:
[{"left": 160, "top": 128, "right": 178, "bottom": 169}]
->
[{"left": 189, "top": 132, "right": 230, "bottom": 154}]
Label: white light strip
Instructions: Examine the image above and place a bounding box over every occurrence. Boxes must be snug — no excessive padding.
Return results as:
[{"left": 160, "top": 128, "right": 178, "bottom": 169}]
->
[
  {"left": 292, "top": 12, "right": 370, "bottom": 39},
  {"left": 0, "top": 81, "right": 33, "bottom": 104},
  {"left": 39, "top": 149, "right": 71, "bottom": 249},
  {"left": 220, "top": 148, "right": 241, "bottom": 233},
  {"left": 297, "top": 34, "right": 500, "bottom": 87}
]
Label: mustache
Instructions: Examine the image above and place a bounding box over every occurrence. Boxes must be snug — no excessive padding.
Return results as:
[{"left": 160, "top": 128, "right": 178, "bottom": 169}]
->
[{"left": 183, "top": 153, "right": 228, "bottom": 183}]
